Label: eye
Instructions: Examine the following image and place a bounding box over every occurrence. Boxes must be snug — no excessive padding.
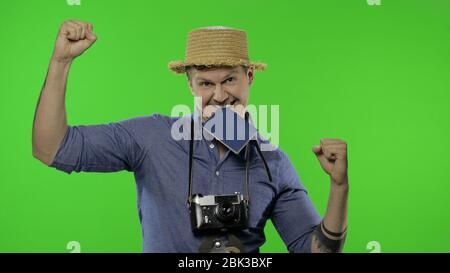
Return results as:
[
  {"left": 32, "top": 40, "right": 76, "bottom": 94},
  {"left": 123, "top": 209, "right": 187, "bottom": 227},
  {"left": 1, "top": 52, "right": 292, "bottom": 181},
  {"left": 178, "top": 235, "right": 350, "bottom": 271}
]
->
[
  {"left": 200, "top": 82, "right": 212, "bottom": 87},
  {"left": 225, "top": 77, "right": 235, "bottom": 83}
]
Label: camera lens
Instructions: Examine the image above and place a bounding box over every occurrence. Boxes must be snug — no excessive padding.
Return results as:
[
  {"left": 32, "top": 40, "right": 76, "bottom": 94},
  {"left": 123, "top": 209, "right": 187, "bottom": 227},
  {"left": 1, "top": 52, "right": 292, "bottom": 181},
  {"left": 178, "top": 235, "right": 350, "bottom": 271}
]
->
[{"left": 215, "top": 202, "right": 236, "bottom": 223}]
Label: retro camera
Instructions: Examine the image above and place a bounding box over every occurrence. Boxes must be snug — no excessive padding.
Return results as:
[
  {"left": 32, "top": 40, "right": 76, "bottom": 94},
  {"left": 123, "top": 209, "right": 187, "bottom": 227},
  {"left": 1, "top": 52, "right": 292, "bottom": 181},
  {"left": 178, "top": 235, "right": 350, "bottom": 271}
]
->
[{"left": 190, "top": 193, "right": 249, "bottom": 234}]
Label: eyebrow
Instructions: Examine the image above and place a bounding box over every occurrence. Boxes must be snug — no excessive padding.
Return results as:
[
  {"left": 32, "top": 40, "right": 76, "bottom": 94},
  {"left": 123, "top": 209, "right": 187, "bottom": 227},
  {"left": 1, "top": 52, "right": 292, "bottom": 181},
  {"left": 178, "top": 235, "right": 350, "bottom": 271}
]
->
[{"left": 196, "top": 70, "right": 238, "bottom": 82}]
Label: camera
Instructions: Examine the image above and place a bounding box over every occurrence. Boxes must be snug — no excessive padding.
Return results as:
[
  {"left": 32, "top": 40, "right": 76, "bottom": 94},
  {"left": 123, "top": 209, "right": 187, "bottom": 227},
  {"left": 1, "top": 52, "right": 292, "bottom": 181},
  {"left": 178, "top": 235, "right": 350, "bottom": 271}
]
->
[{"left": 189, "top": 193, "right": 249, "bottom": 234}]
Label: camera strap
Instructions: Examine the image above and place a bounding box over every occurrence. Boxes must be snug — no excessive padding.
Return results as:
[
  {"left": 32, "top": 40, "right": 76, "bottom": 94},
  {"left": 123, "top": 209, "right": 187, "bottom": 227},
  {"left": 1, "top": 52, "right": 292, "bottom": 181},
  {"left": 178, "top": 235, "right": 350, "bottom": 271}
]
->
[
  {"left": 245, "top": 112, "right": 273, "bottom": 184},
  {"left": 188, "top": 115, "right": 195, "bottom": 207}
]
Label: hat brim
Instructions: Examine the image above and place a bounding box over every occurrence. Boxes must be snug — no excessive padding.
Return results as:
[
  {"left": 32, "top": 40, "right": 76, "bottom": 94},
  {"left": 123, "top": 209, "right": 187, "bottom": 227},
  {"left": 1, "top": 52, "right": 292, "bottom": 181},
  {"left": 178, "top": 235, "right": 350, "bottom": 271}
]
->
[{"left": 168, "top": 59, "right": 267, "bottom": 74}]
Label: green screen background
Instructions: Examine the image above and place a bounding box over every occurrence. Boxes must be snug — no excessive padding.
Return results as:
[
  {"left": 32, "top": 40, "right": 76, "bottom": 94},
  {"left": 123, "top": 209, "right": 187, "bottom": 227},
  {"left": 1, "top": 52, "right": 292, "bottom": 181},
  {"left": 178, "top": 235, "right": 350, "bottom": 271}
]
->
[{"left": 1, "top": 0, "right": 449, "bottom": 253}]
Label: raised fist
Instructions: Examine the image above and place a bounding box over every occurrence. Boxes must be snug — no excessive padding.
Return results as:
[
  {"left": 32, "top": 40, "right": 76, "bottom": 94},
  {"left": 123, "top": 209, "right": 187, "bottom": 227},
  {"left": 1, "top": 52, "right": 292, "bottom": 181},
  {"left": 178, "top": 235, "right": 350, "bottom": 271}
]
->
[{"left": 52, "top": 20, "right": 97, "bottom": 62}]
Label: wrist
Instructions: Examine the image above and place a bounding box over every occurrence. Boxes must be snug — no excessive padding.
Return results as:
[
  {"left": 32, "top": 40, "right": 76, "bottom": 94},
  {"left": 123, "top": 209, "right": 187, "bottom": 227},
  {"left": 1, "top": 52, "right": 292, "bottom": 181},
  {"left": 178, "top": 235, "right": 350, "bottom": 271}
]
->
[
  {"left": 45, "top": 56, "right": 73, "bottom": 85},
  {"left": 49, "top": 57, "right": 73, "bottom": 75},
  {"left": 330, "top": 179, "right": 349, "bottom": 192},
  {"left": 50, "top": 55, "right": 73, "bottom": 67}
]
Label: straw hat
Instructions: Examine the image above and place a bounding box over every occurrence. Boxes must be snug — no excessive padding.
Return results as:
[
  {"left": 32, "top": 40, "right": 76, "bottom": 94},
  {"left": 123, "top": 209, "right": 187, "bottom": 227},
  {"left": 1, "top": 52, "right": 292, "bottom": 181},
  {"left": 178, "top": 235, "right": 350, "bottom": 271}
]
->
[{"left": 168, "top": 26, "right": 267, "bottom": 74}]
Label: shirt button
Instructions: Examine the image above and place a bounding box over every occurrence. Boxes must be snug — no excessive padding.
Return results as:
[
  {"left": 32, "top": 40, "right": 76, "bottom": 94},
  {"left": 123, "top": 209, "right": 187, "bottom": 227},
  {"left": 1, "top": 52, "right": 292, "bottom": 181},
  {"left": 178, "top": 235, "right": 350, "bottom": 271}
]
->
[
  {"left": 215, "top": 171, "right": 220, "bottom": 176},
  {"left": 209, "top": 143, "right": 215, "bottom": 149}
]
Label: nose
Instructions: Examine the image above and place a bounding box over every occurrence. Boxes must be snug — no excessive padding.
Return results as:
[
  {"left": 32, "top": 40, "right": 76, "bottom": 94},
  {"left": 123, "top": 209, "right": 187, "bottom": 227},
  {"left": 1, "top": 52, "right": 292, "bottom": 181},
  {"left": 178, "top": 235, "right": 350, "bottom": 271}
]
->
[{"left": 212, "top": 85, "right": 229, "bottom": 104}]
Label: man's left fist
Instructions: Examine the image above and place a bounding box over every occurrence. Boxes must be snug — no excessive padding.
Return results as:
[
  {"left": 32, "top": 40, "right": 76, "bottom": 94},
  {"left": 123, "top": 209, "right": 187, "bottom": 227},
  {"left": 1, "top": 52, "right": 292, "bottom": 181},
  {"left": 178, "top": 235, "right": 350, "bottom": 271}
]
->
[{"left": 312, "top": 138, "right": 348, "bottom": 185}]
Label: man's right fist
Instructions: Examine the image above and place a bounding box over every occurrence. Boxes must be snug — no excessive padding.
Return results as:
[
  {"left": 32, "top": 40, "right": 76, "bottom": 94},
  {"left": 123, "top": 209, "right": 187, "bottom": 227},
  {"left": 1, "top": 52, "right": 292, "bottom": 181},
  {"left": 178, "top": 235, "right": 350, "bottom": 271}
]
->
[{"left": 52, "top": 20, "right": 97, "bottom": 62}]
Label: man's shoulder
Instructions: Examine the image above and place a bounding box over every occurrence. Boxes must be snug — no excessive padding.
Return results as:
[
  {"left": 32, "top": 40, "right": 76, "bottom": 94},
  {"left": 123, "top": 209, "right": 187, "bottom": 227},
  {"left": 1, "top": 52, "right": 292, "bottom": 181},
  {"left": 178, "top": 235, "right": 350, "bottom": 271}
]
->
[
  {"left": 114, "top": 113, "right": 182, "bottom": 143},
  {"left": 257, "top": 136, "right": 305, "bottom": 186},
  {"left": 256, "top": 134, "right": 287, "bottom": 163},
  {"left": 117, "top": 113, "right": 188, "bottom": 134},
  {"left": 255, "top": 135, "right": 295, "bottom": 177},
  {"left": 118, "top": 113, "right": 179, "bottom": 128}
]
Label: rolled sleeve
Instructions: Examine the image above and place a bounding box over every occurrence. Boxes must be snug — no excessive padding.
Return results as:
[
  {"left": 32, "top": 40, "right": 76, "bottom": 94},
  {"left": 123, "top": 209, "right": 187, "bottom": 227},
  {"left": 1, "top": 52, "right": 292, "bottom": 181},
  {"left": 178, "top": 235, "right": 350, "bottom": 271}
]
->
[
  {"left": 270, "top": 152, "right": 321, "bottom": 253},
  {"left": 50, "top": 121, "right": 146, "bottom": 174}
]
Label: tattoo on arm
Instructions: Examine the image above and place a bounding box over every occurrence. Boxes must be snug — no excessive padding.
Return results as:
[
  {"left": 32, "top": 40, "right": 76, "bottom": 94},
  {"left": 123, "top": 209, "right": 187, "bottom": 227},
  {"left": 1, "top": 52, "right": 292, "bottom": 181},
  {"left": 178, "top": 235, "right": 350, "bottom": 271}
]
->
[{"left": 311, "top": 222, "right": 347, "bottom": 253}]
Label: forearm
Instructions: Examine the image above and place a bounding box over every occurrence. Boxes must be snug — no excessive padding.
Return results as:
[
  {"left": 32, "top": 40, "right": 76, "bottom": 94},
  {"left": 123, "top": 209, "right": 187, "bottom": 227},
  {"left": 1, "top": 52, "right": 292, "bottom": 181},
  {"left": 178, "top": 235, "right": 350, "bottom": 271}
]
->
[
  {"left": 323, "top": 181, "right": 349, "bottom": 233},
  {"left": 311, "top": 180, "right": 349, "bottom": 253},
  {"left": 32, "top": 58, "right": 72, "bottom": 165}
]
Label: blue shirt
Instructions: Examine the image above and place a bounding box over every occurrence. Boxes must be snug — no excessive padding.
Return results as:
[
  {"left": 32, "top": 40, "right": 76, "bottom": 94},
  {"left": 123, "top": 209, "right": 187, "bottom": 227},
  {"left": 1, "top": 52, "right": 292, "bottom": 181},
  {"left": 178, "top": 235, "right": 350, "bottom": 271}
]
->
[{"left": 50, "top": 113, "right": 321, "bottom": 252}]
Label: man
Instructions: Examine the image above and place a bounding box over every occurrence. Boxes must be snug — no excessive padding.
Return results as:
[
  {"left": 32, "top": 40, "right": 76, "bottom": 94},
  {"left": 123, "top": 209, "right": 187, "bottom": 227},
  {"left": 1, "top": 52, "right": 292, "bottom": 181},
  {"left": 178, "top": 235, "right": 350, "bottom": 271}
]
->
[{"left": 32, "top": 20, "right": 349, "bottom": 253}]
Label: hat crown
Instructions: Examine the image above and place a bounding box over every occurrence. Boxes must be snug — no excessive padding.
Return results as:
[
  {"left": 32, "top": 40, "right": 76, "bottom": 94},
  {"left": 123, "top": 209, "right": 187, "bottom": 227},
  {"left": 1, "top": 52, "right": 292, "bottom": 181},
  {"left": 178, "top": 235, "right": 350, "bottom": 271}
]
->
[
  {"left": 185, "top": 26, "right": 249, "bottom": 63},
  {"left": 168, "top": 26, "right": 266, "bottom": 73}
]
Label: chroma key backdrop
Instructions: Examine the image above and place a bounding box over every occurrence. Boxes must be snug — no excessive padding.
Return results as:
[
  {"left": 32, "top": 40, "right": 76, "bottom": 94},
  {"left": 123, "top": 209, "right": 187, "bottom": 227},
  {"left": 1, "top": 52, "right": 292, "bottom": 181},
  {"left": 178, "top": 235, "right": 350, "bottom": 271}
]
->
[{"left": 0, "top": 0, "right": 449, "bottom": 253}]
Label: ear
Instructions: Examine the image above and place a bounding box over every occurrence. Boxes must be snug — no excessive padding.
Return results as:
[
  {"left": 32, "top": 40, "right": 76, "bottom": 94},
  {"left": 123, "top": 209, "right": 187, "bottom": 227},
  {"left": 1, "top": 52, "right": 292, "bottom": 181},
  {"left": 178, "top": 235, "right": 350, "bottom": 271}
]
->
[{"left": 247, "top": 68, "right": 254, "bottom": 86}]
